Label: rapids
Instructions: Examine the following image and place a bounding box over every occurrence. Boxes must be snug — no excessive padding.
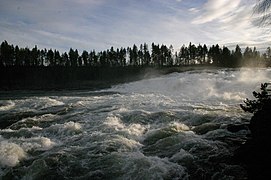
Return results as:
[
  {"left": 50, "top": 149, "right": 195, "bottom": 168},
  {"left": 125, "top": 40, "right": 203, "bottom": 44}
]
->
[{"left": 0, "top": 68, "right": 270, "bottom": 179}]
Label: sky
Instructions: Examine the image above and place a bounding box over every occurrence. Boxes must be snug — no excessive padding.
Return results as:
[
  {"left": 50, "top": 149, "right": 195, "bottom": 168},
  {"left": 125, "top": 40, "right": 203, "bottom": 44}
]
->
[{"left": 0, "top": 0, "right": 271, "bottom": 53}]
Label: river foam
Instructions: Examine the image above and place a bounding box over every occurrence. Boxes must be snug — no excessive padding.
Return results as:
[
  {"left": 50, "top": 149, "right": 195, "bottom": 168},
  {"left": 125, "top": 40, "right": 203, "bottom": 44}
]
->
[
  {"left": 1, "top": 68, "right": 270, "bottom": 179},
  {"left": 0, "top": 139, "right": 26, "bottom": 167}
]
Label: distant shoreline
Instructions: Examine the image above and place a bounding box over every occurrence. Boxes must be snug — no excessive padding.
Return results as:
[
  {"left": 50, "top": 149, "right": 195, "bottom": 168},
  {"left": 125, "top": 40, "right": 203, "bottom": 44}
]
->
[
  {"left": 0, "top": 65, "right": 218, "bottom": 91},
  {"left": 1, "top": 40, "right": 270, "bottom": 91}
]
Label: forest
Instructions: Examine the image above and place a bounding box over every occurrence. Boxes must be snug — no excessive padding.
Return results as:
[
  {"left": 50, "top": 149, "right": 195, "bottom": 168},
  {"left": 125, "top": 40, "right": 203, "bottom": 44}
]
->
[
  {"left": 0, "top": 40, "right": 271, "bottom": 90},
  {"left": 1, "top": 40, "right": 271, "bottom": 68}
]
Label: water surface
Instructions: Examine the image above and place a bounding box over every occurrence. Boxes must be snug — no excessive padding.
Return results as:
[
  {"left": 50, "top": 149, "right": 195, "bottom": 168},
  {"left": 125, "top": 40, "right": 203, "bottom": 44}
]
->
[{"left": 0, "top": 68, "right": 270, "bottom": 179}]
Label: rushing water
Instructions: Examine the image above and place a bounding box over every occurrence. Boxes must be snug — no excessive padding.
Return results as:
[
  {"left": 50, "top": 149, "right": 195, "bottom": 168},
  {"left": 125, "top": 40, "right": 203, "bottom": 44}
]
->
[{"left": 0, "top": 68, "right": 270, "bottom": 179}]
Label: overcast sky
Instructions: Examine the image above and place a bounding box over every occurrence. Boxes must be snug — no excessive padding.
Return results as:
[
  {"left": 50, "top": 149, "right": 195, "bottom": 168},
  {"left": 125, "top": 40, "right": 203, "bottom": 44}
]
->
[{"left": 0, "top": 0, "right": 270, "bottom": 52}]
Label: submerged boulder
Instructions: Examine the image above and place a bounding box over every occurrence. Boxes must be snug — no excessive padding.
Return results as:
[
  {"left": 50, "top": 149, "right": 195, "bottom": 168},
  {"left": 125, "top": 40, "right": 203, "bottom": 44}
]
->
[
  {"left": 192, "top": 123, "right": 220, "bottom": 135},
  {"left": 226, "top": 123, "right": 249, "bottom": 133}
]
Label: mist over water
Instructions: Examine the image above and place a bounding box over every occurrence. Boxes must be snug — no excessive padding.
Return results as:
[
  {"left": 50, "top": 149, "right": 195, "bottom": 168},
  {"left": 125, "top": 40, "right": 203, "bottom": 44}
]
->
[{"left": 0, "top": 68, "right": 270, "bottom": 179}]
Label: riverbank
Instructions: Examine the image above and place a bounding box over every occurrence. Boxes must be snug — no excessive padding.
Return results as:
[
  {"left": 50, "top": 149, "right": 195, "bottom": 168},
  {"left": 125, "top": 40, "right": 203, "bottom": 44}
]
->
[
  {"left": 235, "top": 84, "right": 271, "bottom": 179},
  {"left": 0, "top": 65, "right": 217, "bottom": 91}
]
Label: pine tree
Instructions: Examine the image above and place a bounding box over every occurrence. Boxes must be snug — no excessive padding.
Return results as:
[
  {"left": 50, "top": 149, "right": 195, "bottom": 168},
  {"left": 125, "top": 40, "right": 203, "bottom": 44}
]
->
[
  {"left": 241, "top": 83, "right": 271, "bottom": 113},
  {"left": 81, "top": 50, "right": 89, "bottom": 66}
]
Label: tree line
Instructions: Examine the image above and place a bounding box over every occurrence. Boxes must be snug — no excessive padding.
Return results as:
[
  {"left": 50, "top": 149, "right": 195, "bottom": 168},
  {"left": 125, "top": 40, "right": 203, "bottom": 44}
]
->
[{"left": 1, "top": 40, "right": 271, "bottom": 68}]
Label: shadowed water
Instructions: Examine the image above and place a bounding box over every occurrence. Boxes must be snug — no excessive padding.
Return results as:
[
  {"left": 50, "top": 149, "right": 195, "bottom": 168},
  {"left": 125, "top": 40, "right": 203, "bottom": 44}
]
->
[{"left": 0, "top": 68, "right": 270, "bottom": 179}]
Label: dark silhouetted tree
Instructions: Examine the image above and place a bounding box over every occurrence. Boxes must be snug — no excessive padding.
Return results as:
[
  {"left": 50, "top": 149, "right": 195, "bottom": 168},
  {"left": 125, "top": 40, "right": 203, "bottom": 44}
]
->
[
  {"left": 62, "top": 52, "right": 69, "bottom": 67},
  {"left": 47, "top": 49, "right": 54, "bottom": 66},
  {"left": 81, "top": 50, "right": 89, "bottom": 66},
  {"left": 241, "top": 83, "right": 271, "bottom": 113},
  {"left": 23, "top": 47, "right": 31, "bottom": 66},
  {"left": 143, "top": 43, "right": 151, "bottom": 66},
  {"left": 14, "top": 45, "right": 21, "bottom": 66},
  {"left": 233, "top": 45, "right": 242, "bottom": 67},
  {"left": 54, "top": 50, "right": 61, "bottom": 66},
  {"left": 208, "top": 44, "right": 221, "bottom": 65},
  {"left": 119, "top": 47, "right": 127, "bottom": 66},
  {"left": 31, "top": 45, "right": 39, "bottom": 66},
  {"left": 69, "top": 48, "right": 79, "bottom": 67},
  {"left": 221, "top": 46, "right": 232, "bottom": 67},
  {"left": 0, "top": 41, "right": 14, "bottom": 66},
  {"left": 151, "top": 43, "right": 162, "bottom": 66}
]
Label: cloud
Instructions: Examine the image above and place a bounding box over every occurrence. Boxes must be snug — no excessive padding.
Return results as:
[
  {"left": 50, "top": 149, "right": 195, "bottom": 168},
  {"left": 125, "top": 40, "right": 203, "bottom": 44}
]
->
[
  {"left": 0, "top": 0, "right": 270, "bottom": 54},
  {"left": 0, "top": 0, "right": 109, "bottom": 51},
  {"left": 189, "top": 8, "right": 199, "bottom": 13},
  {"left": 0, "top": 0, "right": 199, "bottom": 52},
  {"left": 192, "top": 0, "right": 242, "bottom": 24},
  {"left": 188, "top": 0, "right": 271, "bottom": 50}
]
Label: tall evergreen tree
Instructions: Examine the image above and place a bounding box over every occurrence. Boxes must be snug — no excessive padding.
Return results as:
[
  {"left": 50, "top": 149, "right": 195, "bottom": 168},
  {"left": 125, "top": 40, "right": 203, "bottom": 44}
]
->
[
  {"left": 23, "top": 47, "right": 31, "bottom": 66},
  {"left": 233, "top": 45, "right": 242, "bottom": 67},
  {"left": 132, "top": 44, "right": 139, "bottom": 66},
  {"left": 69, "top": 48, "right": 79, "bottom": 67},
  {"left": 47, "top": 49, "right": 54, "bottom": 66},
  {"left": 14, "top": 45, "right": 21, "bottom": 66},
  {"left": 151, "top": 43, "right": 161, "bottom": 66},
  {"left": 138, "top": 44, "right": 144, "bottom": 66},
  {"left": 143, "top": 43, "right": 151, "bottom": 66},
  {"left": 81, "top": 50, "right": 89, "bottom": 66},
  {"left": 54, "top": 50, "right": 61, "bottom": 66},
  {"left": 61, "top": 52, "right": 69, "bottom": 67},
  {"left": 31, "top": 45, "right": 39, "bottom": 66},
  {"left": 0, "top": 41, "right": 14, "bottom": 66},
  {"left": 221, "top": 46, "right": 232, "bottom": 67},
  {"left": 202, "top": 44, "right": 208, "bottom": 64}
]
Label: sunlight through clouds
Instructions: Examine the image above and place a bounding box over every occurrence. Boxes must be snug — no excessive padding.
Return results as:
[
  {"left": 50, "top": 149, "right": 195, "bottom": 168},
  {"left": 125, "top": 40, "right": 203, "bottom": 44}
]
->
[
  {"left": 192, "top": 0, "right": 242, "bottom": 24},
  {"left": 190, "top": 0, "right": 271, "bottom": 50}
]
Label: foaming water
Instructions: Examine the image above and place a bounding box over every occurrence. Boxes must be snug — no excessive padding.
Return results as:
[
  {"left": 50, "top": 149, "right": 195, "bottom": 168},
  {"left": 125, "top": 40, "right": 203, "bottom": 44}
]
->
[
  {"left": 0, "top": 138, "right": 26, "bottom": 167},
  {"left": 0, "top": 68, "right": 270, "bottom": 179},
  {"left": 110, "top": 68, "right": 270, "bottom": 103},
  {"left": 0, "top": 100, "right": 15, "bottom": 111}
]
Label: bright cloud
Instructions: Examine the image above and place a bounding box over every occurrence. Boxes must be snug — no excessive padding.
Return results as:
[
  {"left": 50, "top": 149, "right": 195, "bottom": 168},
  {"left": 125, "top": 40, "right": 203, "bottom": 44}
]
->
[
  {"left": 190, "top": 0, "right": 271, "bottom": 50},
  {"left": 192, "top": 0, "right": 242, "bottom": 24}
]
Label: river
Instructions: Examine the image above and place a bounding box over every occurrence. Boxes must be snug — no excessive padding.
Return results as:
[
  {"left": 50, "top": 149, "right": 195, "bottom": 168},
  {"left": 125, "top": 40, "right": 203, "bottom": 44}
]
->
[{"left": 0, "top": 68, "right": 270, "bottom": 179}]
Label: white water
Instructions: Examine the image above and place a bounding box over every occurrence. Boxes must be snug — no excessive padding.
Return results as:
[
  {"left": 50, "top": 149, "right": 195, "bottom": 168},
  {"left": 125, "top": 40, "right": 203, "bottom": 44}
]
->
[{"left": 0, "top": 68, "right": 270, "bottom": 179}]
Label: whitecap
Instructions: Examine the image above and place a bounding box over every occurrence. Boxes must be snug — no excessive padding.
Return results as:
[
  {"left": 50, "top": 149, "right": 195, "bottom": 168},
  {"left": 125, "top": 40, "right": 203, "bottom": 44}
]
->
[
  {"left": 103, "top": 116, "right": 147, "bottom": 138},
  {"left": 0, "top": 100, "right": 15, "bottom": 111},
  {"left": 0, "top": 140, "right": 26, "bottom": 167},
  {"left": 39, "top": 97, "right": 65, "bottom": 108},
  {"left": 104, "top": 116, "right": 125, "bottom": 130},
  {"left": 168, "top": 122, "right": 190, "bottom": 132},
  {"left": 63, "top": 121, "right": 81, "bottom": 132},
  {"left": 47, "top": 121, "right": 82, "bottom": 136},
  {"left": 126, "top": 123, "right": 147, "bottom": 137},
  {"left": 20, "top": 137, "right": 56, "bottom": 151}
]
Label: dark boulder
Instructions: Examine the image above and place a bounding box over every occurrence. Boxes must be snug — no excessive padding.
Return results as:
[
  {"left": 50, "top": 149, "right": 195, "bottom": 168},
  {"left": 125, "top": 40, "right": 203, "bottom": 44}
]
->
[
  {"left": 227, "top": 123, "right": 249, "bottom": 133},
  {"left": 192, "top": 123, "right": 220, "bottom": 135}
]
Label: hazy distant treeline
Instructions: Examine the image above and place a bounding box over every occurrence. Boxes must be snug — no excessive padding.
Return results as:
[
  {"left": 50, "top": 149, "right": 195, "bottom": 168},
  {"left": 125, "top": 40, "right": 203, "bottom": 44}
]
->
[{"left": 1, "top": 40, "right": 271, "bottom": 68}]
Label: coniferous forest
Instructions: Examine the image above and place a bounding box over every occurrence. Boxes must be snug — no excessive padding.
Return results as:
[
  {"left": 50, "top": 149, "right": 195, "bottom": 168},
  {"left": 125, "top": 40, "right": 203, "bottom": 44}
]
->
[{"left": 1, "top": 40, "right": 271, "bottom": 90}]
